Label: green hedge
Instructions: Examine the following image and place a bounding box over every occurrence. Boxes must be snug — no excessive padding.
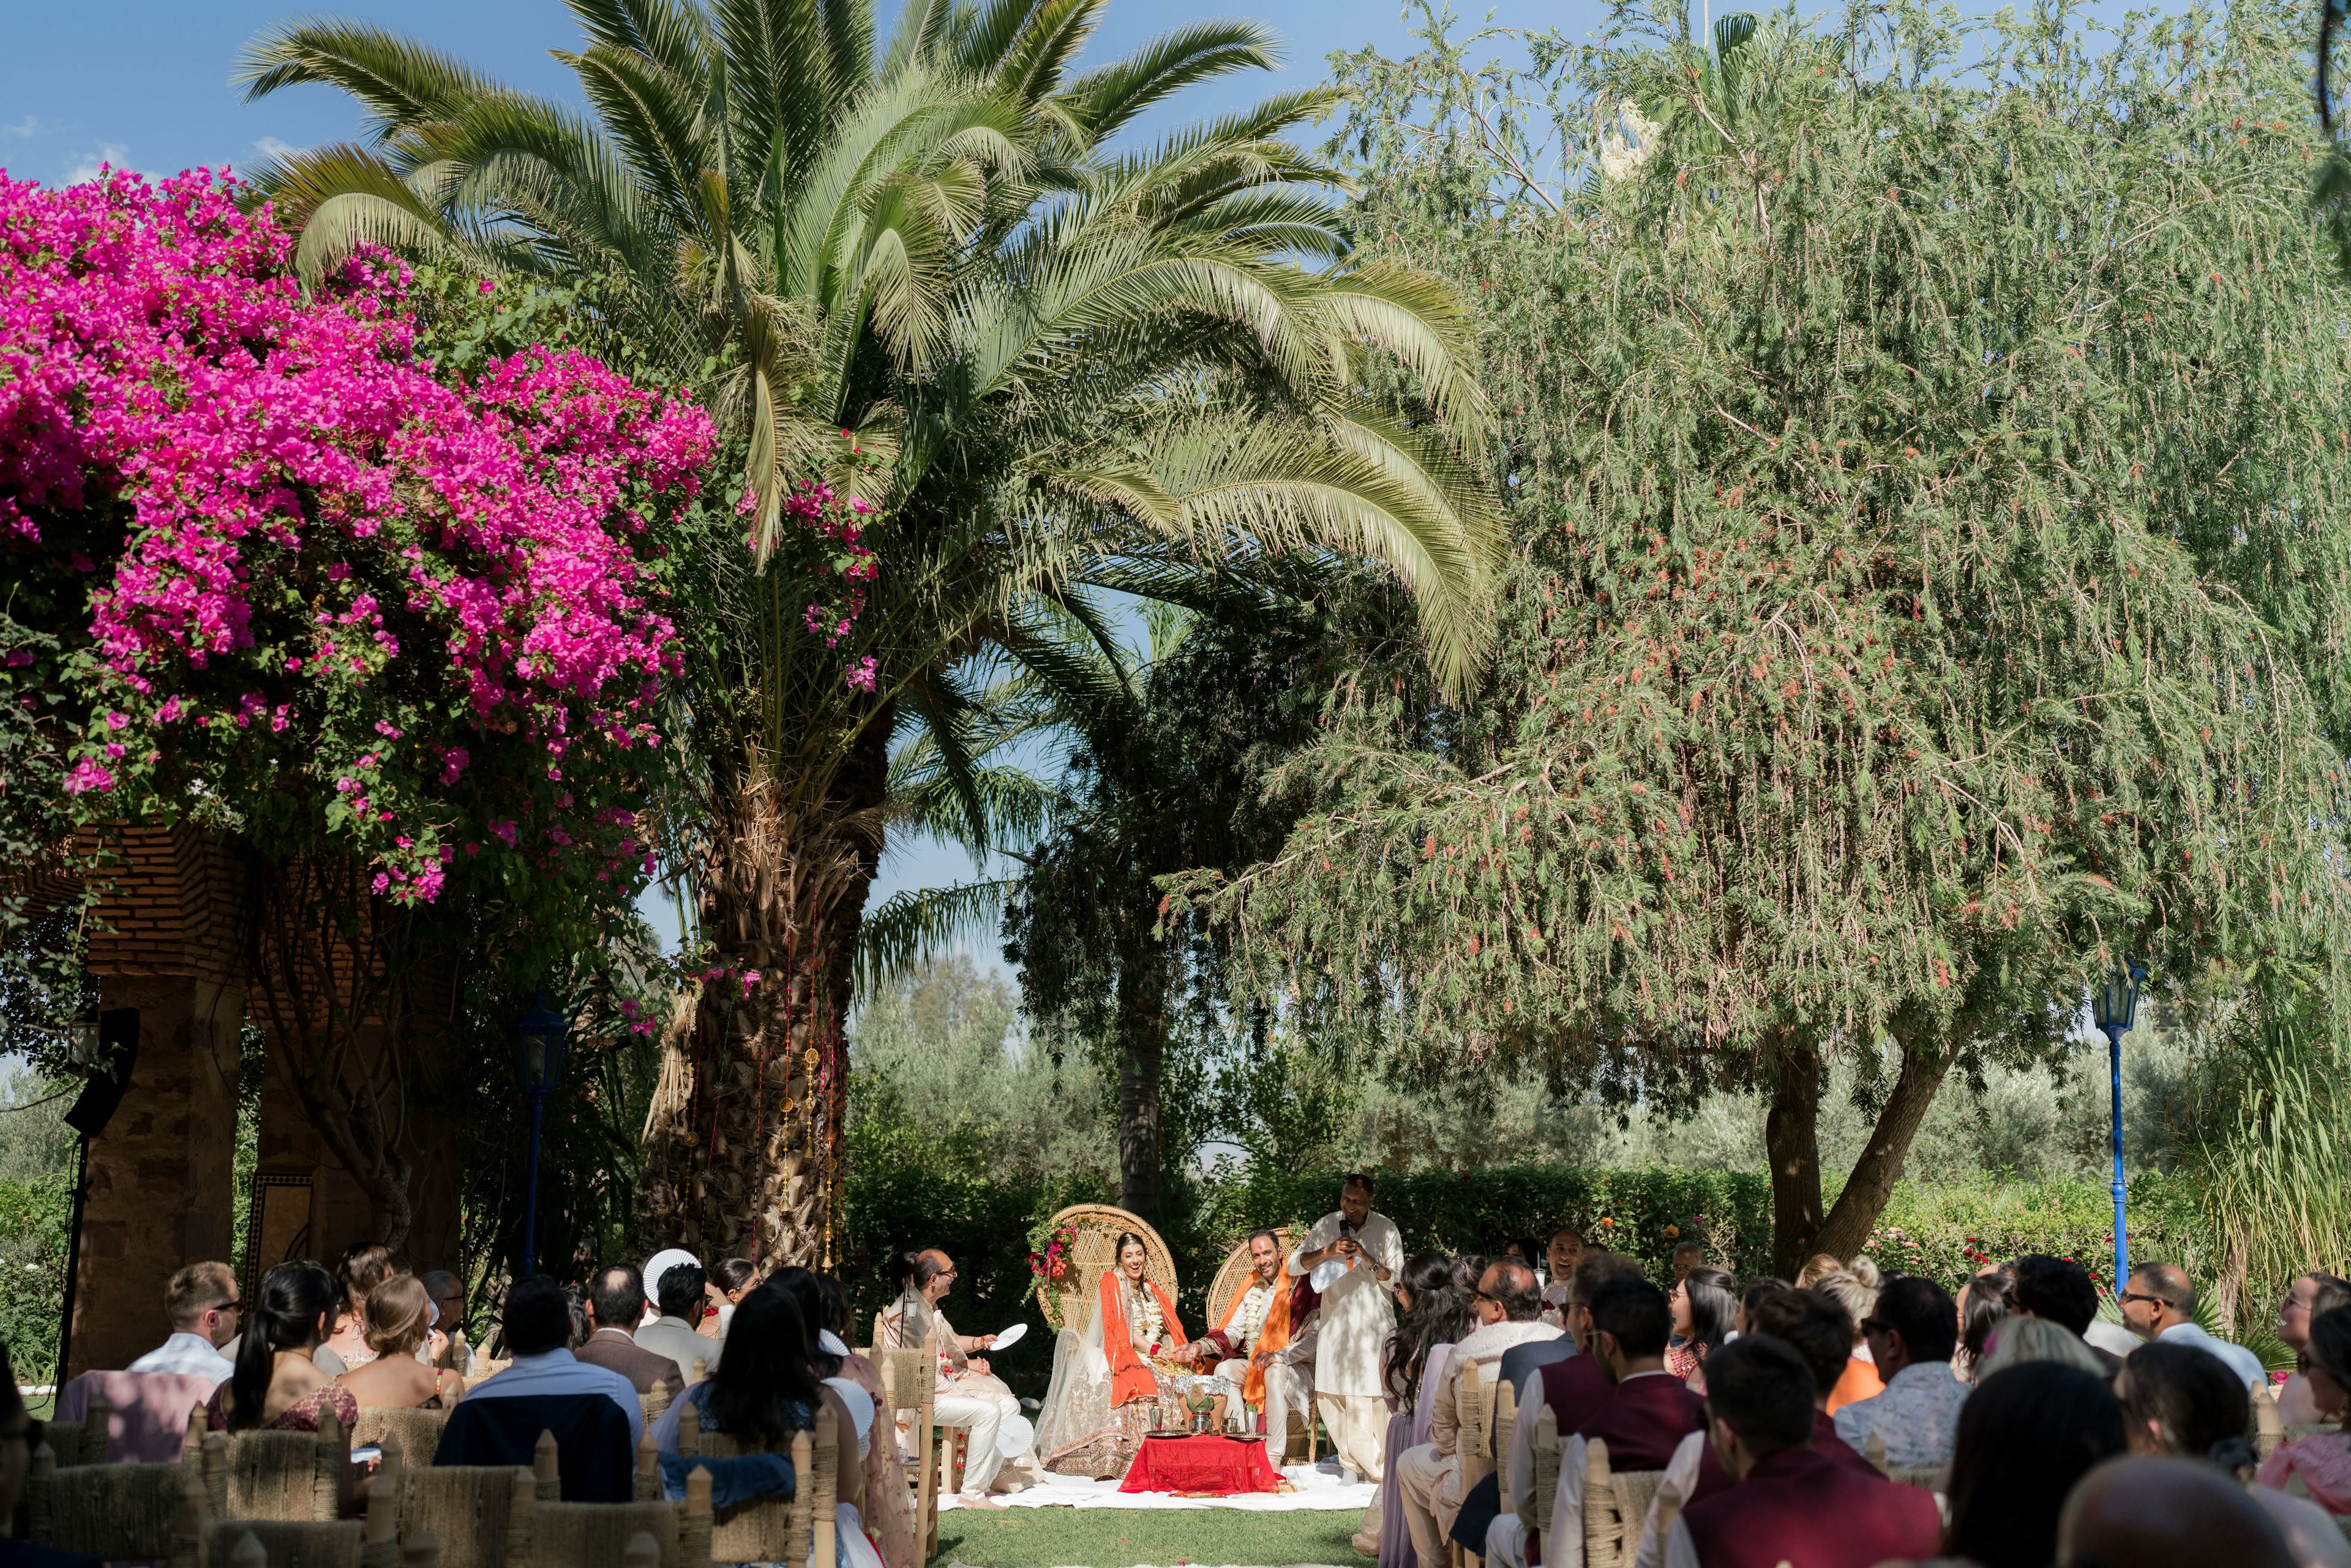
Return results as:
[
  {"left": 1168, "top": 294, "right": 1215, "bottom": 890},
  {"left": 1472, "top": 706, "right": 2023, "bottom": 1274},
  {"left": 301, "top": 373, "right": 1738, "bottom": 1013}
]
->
[
  {"left": 1865, "top": 1171, "right": 2205, "bottom": 1298},
  {"left": 0, "top": 1172, "right": 71, "bottom": 1386}
]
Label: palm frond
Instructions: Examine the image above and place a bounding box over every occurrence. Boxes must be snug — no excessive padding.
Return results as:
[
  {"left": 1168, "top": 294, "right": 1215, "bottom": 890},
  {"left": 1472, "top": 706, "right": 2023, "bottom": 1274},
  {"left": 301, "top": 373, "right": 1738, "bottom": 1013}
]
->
[
  {"left": 236, "top": 20, "right": 501, "bottom": 138},
  {"left": 1058, "top": 20, "right": 1281, "bottom": 143},
  {"left": 855, "top": 879, "right": 1015, "bottom": 989}
]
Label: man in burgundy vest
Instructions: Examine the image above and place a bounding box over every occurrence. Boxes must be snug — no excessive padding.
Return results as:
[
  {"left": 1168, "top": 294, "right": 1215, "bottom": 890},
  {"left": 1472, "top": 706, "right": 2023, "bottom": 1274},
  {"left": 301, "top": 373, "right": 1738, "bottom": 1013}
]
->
[
  {"left": 1665, "top": 1337, "right": 1941, "bottom": 1568},
  {"left": 1487, "top": 1251, "right": 1650, "bottom": 1568},
  {"left": 1534, "top": 1276, "right": 1707, "bottom": 1567},
  {"left": 1646, "top": 1282, "right": 1877, "bottom": 1540}
]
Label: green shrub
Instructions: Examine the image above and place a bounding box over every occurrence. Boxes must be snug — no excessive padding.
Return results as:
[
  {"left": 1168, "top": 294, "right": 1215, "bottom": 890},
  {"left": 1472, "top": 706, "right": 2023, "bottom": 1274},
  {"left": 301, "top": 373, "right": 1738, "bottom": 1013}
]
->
[
  {"left": 0, "top": 1171, "right": 72, "bottom": 1386},
  {"left": 1864, "top": 1171, "right": 2205, "bottom": 1298}
]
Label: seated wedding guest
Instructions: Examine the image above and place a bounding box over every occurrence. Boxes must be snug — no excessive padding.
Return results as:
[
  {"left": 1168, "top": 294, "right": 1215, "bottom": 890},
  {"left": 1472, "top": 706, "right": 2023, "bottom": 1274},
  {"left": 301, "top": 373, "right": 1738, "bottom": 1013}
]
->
[
  {"left": 2009, "top": 1253, "right": 2121, "bottom": 1373},
  {"left": 637, "top": 1253, "right": 717, "bottom": 1382},
  {"left": 1832, "top": 1275, "right": 1965, "bottom": 1469},
  {"left": 711, "top": 1258, "right": 760, "bottom": 1337},
  {"left": 461, "top": 1274, "right": 643, "bottom": 1441},
  {"left": 1540, "top": 1278, "right": 1706, "bottom": 1568},
  {"left": 209, "top": 1261, "right": 361, "bottom": 1435},
  {"left": 336, "top": 1274, "right": 465, "bottom": 1409},
  {"left": 2259, "top": 1304, "right": 2351, "bottom": 1515},
  {"left": 2123, "top": 1341, "right": 2351, "bottom": 1567},
  {"left": 1932, "top": 1362, "right": 2123, "bottom": 1568},
  {"left": 2278, "top": 1273, "right": 2351, "bottom": 1427},
  {"left": 893, "top": 1248, "right": 1024, "bottom": 1503},
  {"left": 1634, "top": 1286, "right": 1877, "bottom": 1568},
  {"left": 1490, "top": 1251, "right": 1649, "bottom": 1567},
  {"left": 421, "top": 1270, "right": 471, "bottom": 1375},
  {"left": 1666, "top": 1266, "right": 1736, "bottom": 1389},
  {"left": 1793, "top": 1253, "right": 1843, "bottom": 1290},
  {"left": 2060, "top": 1456, "right": 2297, "bottom": 1568},
  {"left": 127, "top": 1260, "right": 239, "bottom": 1382},
  {"left": 1395, "top": 1258, "right": 1555, "bottom": 1568},
  {"left": 1664, "top": 1336, "right": 1940, "bottom": 1568},
  {"left": 1180, "top": 1231, "right": 1306, "bottom": 1446},
  {"left": 653, "top": 1282, "right": 884, "bottom": 1568},
  {"left": 576, "top": 1263, "right": 686, "bottom": 1393},
  {"left": 0, "top": 1343, "right": 100, "bottom": 1568},
  {"left": 776, "top": 1269, "right": 917, "bottom": 1568},
  {"left": 314, "top": 1242, "right": 396, "bottom": 1375},
  {"left": 1978, "top": 1315, "right": 2110, "bottom": 1381},
  {"left": 1956, "top": 1268, "right": 2014, "bottom": 1383},
  {"left": 1540, "top": 1229, "right": 1584, "bottom": 1324},
  {"left": 2120, "top": 1261, "right": 2265, "bottom": 1387},
  {"left": 1450, "top": 1254, "right": 1579, "bottom": 1561},
  {"left": 1670, "top": 1242, "right": 1704, "bottom": 1285},
  {"left": 1365, "top": 1255, "right": 1473, "bottom": 1564},
  {"left": 1811, "top": 1264, "right": 1884, "bottom": 1413}
]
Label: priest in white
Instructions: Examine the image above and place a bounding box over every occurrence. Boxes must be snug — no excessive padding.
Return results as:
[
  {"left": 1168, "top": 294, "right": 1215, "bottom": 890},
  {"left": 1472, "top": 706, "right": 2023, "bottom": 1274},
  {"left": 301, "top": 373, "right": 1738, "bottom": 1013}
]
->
[{"left": 1288, "top": 1172, "right": 1404, "bottom": 1482}]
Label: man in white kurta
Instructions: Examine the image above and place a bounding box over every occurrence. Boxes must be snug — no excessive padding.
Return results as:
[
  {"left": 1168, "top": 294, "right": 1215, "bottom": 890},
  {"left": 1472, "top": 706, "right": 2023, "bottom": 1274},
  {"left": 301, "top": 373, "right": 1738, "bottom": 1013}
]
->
[{"left": 1288, "top": 1173, "right": 1404, "bottom": 1482}]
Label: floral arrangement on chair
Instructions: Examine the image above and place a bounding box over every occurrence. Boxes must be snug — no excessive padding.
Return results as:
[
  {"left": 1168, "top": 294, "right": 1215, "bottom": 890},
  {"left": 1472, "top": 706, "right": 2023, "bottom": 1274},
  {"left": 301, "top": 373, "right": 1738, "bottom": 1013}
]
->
[{"left": 1027, "top": 1223, "right": 1079, "bottom": 1329}]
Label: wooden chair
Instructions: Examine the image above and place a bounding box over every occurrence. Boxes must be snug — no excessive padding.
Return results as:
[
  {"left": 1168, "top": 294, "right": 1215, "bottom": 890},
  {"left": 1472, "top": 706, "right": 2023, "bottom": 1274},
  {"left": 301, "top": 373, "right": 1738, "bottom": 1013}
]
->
[
  {"left": 674, "top": 1399, "right": 839, "bottom": 1568},
  {"left": 23, "top": 1439, "right": 205, "bottom": 1562},
  {"left": 527, "top": 1465, "right": 712, "bottom": 1567},
  {"left": 197, "top": 1446, "right": 400, "bottom": 1567},
  {"left": 198, "top": 1411, "right": 350, "bottom": 1521},
  {"left": 1583, "top": 1438, "right": 1665, "bottom": 1568},
  {"left": 1492, "top": 1374, "right": 1521, "bottom": 1517},
  {"left": 53, "top": 1389, "right": 114, "bottom": 1467},
  {"left": 877, "top": 1345, "right": 942, "bottom": 1561},
  {"left": 1202, "top": 1228, "right": 1295, "bottom": 1326},
  {"left": 1030, "top": 1203, "right": 1179, "bottom": 1338},
  {"left": 1529, "top": 1406, "right": 1561, "bottom": 1541},
  {"left": 383, "top": 1461, "right": 534, "bottom": 1568},
  {"left": 2254, "top": 1381, "right": 2286, "bottom": 1460},
  {"left": 1859, "top": 1431, "right": 1942, "bottom": 1489},
  {"left": 354, "top": 1408, "right": 449, "bottom": 1469},
  {"left": 1449, "top": 1360, "right": 1498, "bottom": 1568},
  {"left": 640, "top": 1379, "right": 676, "bottom": 1425}
]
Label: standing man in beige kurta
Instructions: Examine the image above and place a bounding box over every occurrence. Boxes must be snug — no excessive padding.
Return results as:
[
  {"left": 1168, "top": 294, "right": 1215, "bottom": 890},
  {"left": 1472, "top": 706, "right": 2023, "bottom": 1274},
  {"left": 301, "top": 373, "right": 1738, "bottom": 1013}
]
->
[{"left": 1289, "top": 1172, "right": 1403, "bottom": 1482}]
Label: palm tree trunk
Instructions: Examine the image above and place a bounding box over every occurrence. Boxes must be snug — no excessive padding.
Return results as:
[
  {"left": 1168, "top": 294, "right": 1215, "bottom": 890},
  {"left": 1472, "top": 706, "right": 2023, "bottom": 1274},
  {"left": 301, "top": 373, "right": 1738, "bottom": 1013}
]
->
[{"left": 637, "top": 725, "right": 887, "bottom": 1270}]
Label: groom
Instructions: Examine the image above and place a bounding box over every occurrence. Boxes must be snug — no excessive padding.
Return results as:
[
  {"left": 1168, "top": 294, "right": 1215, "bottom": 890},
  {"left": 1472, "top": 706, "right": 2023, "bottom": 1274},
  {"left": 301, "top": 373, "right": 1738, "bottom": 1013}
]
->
[{"left": 1181, "top": 1229, "right": 1313, "bottom": 1453}]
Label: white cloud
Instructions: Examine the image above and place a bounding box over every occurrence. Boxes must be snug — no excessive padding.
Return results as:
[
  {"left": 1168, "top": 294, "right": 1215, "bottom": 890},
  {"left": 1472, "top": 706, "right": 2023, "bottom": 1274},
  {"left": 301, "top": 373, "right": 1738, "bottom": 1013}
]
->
[
  {"left": 62, "top": 143, "right": 137, "bottom": 184},
  {"left": 252, "top": 136, "right": 304, "bottom": 164},
  {"left": 1, "top": 117, "right": 37, "bottom": 141}
]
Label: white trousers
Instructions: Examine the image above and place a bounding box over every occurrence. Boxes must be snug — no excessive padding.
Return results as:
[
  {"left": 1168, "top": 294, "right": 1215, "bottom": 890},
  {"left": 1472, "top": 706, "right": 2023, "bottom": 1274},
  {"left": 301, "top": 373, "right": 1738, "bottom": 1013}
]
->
[
  {"left": 1318, "top": 1391, "right": 1389, "bottom": 1483},
  {"left": 935, "top": 1387, "right": 1021, "bottom": 1496},
  {"left": 1212, "top": 1358, "right": 1314, "bottom": 1458}
]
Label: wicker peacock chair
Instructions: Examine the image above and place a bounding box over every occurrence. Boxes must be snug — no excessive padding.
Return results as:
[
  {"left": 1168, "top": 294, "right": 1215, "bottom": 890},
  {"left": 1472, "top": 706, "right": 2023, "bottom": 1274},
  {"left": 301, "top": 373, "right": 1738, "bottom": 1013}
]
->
[
  {"left": 1204, "top": 1227, "right": 1295, "bottom": 1330},
  {"left": 1032, "top": 1204, "right": 1179, "bottom": 1337}
]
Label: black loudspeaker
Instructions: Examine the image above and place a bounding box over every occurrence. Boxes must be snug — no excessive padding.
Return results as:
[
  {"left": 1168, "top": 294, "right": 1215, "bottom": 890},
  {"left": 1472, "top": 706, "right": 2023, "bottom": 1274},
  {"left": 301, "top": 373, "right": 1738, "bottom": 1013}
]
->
[{"left": 64, "top": 1008, "right": 140, "bottom": 1138}]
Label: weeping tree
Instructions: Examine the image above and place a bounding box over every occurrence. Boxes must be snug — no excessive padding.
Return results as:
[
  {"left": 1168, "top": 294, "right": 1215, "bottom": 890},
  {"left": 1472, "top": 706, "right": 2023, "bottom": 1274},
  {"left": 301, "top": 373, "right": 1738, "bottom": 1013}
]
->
[
  {"left": 241, "top": 0, "right": 1501, "bottom": 1266},
  {"left": 1182, "top": 0, "right": 2351, "bottom": 1274}
]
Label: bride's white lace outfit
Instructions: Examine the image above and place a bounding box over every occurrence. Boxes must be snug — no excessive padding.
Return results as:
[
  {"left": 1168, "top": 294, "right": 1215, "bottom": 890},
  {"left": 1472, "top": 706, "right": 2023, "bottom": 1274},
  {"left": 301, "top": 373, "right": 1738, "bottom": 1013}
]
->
[{"left": 1033, "top": 1270, "right": 1238, "bottom": 1478}]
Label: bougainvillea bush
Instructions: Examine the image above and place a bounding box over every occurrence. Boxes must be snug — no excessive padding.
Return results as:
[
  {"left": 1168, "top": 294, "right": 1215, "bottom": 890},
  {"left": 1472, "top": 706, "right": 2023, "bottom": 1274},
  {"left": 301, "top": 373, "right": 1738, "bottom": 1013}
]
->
[{"left": 0, "top": 169, "right": 714, "bottom": 906}]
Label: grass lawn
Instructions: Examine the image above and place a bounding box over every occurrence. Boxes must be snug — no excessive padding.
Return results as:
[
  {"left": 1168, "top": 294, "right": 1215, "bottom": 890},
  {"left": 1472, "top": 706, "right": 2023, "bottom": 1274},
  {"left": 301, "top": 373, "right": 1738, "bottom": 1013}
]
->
[{"left": 936, "top": 1507, "right": 1368, "bottom": 1568}]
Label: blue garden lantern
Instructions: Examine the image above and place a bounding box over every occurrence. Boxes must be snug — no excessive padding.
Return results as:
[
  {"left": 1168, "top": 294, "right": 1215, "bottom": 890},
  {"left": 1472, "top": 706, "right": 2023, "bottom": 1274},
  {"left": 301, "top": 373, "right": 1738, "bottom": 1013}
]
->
[
  {"left": 514, "top": 987, "right": 568, "bottom": 1276},
  {"left": 2089, "top": 956, "right": 2147, "bottom": 1295}
]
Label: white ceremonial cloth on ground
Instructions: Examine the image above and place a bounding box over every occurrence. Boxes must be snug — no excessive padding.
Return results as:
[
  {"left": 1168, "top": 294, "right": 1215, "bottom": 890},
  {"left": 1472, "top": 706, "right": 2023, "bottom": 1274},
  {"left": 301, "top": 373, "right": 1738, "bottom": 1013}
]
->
[
  {"left": 937, "top": 1458, "right": 1378, "bottom": 1512},
  {"left": 1286, "top": 1212, "right": 1403, "bottom": 1398}
]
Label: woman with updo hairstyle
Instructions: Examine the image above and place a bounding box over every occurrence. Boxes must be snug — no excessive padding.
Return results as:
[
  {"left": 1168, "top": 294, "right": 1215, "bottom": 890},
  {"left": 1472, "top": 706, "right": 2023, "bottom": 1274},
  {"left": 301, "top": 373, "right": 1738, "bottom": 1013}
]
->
[
  {"left": 1957, "top": 1269, "right": 2015, "bottom": 1382},
  {"left": 210, "top": 1261, "right": 360, "bottom": 1435},
  {"left": 336, "top": 1274, "right": 466, "bottom": 1411},
  {"left": 711, "top": 1258, "right": 761, "bottom": 1338},
  {"left": 316, "top": 1242, "right": 397, "bottom": 1373}
]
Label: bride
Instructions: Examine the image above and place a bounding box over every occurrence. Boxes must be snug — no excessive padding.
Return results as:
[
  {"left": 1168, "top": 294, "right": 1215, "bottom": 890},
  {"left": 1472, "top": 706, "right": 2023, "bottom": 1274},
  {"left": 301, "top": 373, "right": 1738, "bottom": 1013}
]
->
[{"left": 1035, "top": 1231, "right": 1212, "bottom": 1477}]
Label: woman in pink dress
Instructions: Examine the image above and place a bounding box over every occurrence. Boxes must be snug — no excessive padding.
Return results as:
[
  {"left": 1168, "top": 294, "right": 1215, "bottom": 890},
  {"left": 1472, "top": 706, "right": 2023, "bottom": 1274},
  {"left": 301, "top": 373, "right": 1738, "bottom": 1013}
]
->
[{"left": 2258, "top": 1304, "right": 2351, "bottom": 1514}]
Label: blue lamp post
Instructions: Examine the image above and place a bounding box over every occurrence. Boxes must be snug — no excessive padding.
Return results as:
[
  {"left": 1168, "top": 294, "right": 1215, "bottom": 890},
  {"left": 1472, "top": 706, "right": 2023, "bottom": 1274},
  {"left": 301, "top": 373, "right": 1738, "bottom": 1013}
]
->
[
  {"left": 2090, "top": 956, "right": 2147, "bottom": 1295},
  {"left": 514, "top": 988, "right": 568, "bottom": 1277}
]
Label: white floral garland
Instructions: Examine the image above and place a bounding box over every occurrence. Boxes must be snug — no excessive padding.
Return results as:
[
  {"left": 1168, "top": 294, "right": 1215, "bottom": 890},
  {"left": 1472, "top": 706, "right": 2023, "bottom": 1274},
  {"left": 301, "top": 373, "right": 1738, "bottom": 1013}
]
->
[
  {"left": 1133, "top": 1278, "right": 1166, "bottom": 1355},
  {"left": 1232, "top": 1280, "right": 1273, "bottom": 1352}
]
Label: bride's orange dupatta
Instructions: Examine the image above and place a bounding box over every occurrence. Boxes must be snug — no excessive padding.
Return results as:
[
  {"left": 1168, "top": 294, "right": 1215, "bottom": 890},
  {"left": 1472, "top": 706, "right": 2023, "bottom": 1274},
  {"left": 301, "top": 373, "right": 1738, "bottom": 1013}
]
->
[{"left": 1097, "top": 1270, "right": 1187, "bottom": 1407}]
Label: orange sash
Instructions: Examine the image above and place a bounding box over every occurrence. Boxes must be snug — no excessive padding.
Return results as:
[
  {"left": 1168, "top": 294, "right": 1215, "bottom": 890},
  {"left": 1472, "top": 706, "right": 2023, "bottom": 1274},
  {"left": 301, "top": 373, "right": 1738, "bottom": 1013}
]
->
[
  {"left": 1098, "top": 1271, "right": 1187, "bottom": 1408},
  {"left": 1212, "top": 1261, "right": 1294, "bottom": 1409}
]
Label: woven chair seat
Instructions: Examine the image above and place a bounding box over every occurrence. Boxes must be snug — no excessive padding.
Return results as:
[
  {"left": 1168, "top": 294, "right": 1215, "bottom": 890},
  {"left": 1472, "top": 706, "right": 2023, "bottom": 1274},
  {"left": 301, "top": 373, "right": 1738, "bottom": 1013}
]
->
[
  {"left": 354, "top": 1408, "right": 450, "bottom": 1467},
  {"left": 1032, "top": 1205, "right": 1178, "bottom": 1336},
  {"left": 23, "top": 1444, "right": 202, "bottom": 1562},
  {"left": 675, "top": 1403, "right": 839, "bottom": 1568},
  {"left": 525, "top": 1467, "right": 711, "bottom": 1568},
  {"left": 204, "top": 1517, "right": 382, "bottom": 1568},
  {"left": 204, "top": 1414, "right": 348, "bottom": 1522},
  {"left": 1583, "top": 1439, "right": 1663, "bottom": 1568},
  {"left": 386, "top": 1465, "right": 534, "bottom": 1568}
]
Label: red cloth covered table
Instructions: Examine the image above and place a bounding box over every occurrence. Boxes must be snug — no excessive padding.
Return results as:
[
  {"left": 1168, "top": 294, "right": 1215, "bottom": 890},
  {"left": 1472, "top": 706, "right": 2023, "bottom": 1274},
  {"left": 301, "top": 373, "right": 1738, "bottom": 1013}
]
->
[{"left": 1119, "top": 1433, "right": 1286, "bottom": 1495}]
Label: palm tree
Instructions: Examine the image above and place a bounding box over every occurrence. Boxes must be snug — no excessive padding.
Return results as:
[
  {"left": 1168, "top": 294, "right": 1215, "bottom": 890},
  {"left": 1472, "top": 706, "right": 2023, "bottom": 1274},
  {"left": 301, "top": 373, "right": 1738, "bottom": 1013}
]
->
[{"left": 239, "top": 0, "right": 1500, "bottom": 1268}]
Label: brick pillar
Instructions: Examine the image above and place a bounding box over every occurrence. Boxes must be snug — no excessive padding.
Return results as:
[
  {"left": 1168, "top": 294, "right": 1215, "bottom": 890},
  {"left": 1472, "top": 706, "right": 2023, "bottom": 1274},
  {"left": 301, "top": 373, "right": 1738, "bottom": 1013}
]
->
[{"left": 67, "top": 975, "right": 242, "bottom": 1378}]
